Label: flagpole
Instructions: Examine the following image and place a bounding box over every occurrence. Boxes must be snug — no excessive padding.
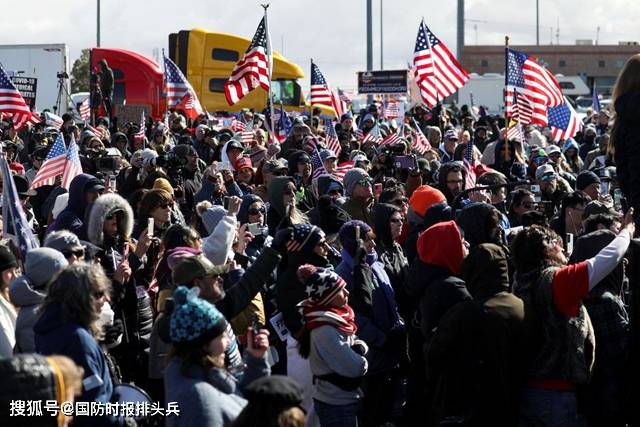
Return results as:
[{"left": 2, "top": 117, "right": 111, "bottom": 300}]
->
[
  {"left": 262, "top": 4, "right": 277, "bottom": 145},
  {"left": 504, "top": 35, "right": 510, "bottom": 139}
]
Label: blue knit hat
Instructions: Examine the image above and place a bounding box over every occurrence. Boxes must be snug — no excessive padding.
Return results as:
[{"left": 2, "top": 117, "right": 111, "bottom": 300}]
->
[
  {"left": 339, "top": 220, "right": 372, "bottom": 255},
  {"left": 170, "top": 286, "right": 227, "bottom": 344}
]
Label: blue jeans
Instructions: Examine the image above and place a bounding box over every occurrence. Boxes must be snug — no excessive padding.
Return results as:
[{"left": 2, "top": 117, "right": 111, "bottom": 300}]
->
[
  {"left": 314, "top": 399, "right": 359, "bottom": 427},
  {"left": 519, "top": 388, "right": 586, "bottom": 427}
]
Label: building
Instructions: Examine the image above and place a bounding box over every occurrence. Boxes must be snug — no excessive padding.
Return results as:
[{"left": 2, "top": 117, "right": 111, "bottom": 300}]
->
[{"left": 460, "top": 42, "right": 639, "bottom": 95}]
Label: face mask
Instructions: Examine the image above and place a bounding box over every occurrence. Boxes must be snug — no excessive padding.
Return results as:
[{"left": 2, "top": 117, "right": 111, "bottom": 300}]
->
[{"left": 97, "top": 301, "right": 114, "bottom": 328}]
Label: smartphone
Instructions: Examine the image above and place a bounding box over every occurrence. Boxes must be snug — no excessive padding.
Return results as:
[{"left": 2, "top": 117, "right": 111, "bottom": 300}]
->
[
  {"left": 614, "top": 189, "right": 623, "bottom": 207},
  {"left": 251, "top": 315, "right": 261, "bottom": 348},
  {"left": 374, "top": 183, "right": 383, "bottom": 196},
  {"left": 107, "top": 174, "right": 116, "bottom": 191},
  {"left": 393, "top": 155, "right": 415, "bottom": 169},
  {"left": 530, "top": 184, "right": 541, "bottom": 194},
  {"left": 248, "top": 222, "right": 262, "bottom": 236},
  {"left": 566, "top": 233, "right": 574, "bottom": 256},
  {"left": 147, "top": 218, "right": 154, "bottom": 238},
  {"left": 223, "top": 196, "right": 230, "bottom": 210}
]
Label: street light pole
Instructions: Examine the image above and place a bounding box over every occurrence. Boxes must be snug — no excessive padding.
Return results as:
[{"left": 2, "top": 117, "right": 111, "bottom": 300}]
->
[
  {"left": 380, "top": 0, "right": 383, "bottom": 70},
  {"left": 536, "top": 0, "right": 539, "bottom": 46},
  {"left": 97, "top": 0, "right": 101, "bottom": 47}
]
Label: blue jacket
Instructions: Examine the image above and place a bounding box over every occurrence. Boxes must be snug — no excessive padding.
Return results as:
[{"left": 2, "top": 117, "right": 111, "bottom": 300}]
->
[
  {"left": 50, "top": 173, "right": 101, "bottom": 239},
  {"left": 336, "top": 250, "right": 403, "bottom": 373},
  {"left": 34, "top": 303, "right": 121, "bottom": 426}
]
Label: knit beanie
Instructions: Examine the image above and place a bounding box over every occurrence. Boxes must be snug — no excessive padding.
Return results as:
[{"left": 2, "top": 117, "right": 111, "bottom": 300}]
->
[
  {"left": 0, "top": 245, "right": 17, "bottom": 272},
  {"left": 576, "top": 171, "right": 600, "bottom": 191},
  {"left": 170, "top": 286, "right": 228, "bottom": 344},
  {"left": 286, "top": 224, "right": 325, "bottom": 253},
  {"left": 338, "top": 220, "right": 372, "bottom": 255},
  {"left": 24, "top": 248, "right": 68, "bottom": 289},
  {"left": 153, "top": 178, "right": 175, "bottom": 196},
  {"left": 297, "top": 264, "right": 346, "bottom": 306},
  {"left": 141, "top": 148, "right": 158, "bottom": 168},
  {"left": 166, "top": 246, "right": 202, "bottom": 271},
  {"left": 409, "top": 185, "right": 447, "bottom": 217},
  {"left": 343, "top": 168, "right": 370, "bottom": 197},
  {"left": 200, "top": 206, "right": 228, "bottom": 235}
]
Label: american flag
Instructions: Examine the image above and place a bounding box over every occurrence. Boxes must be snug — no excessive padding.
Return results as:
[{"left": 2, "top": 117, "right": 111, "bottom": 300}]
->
[
  {"left": 79, "top": 96, "right": 90, "bottom": 120},
  {"left": 164, "top": 56, "right": 204, "bottom": 117},
  {"left": 84, "top": 120, "right": 106, "bottom": 140},
  {"left": 506, "top": 90, "right": 534, "bottom": 126},
  {"left": 134, "top": 111, "right": 146, "bottom": 142},
  {"left": 506, "top": 119, "right": 525, "bottom": 142},
  {"left": 330, "top": 89, "right": 347, "bottom": 119},
  {"left": 30, "top": 133, "right": 67, "bottom": 189},
  {"left": 277, "top": 104, "right": 292, "bottom": 142},
  {"left": 0, "top": 62, "right": 35, "bottom": 131},
  {"left": 286, "top": 224, "right": 322, "bottom": 252},
  {"left": 230, "top": 119, "right": 247, "bottom": 132},
  {"left": 224, "top": 17, "right": 270, "bottom": 106},
  {"left": 362, "top": 122, "right": 382, "bottom": 145},
  {"left": 592, "top": 83, "right": 601, "bottom": 113},
  {"left": 310, "top": 62, "right": 333, "bottom": 107},
  {"left": 311, "top": 146, "right": 327, "bottom": 179},
  {"left": 338, "top": 88, "right": 353, "bottom": 104},
  {"left": 43, "top": 111, "right": 64, "bottom": 129},
  {"left": 61, "top": 136, "right": 83, "bottom": 190},
  {"left": 506, "top": 48, "right": 564, "bottom": 126},
  {"left": 548, "top": 98, "right": 583, "bottom": 142},
  {"left": 1, "top": 156, "right": 39, "bottom": 258},
  {"left": 333, "top": 161, "right": 355, "bottom": 182},
  {"left": 239, "top": 119, "right": 255, "bottom": 145},
  {"left": 323, "top": 119, "right": 341, "bottom": 156},
  {"left": 413, "top": 20, "right": 469, "bottom": 108},
  {"left": 379, "top": 123, "right": 404, "bottom": 147},
  {"left": 411, "top": 119, "right": 431, "bottom": 154}
]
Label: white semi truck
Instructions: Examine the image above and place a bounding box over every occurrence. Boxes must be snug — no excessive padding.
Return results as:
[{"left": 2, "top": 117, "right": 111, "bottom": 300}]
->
[{"left": 0, "top": 43, "right": 70, "bottom": 114}]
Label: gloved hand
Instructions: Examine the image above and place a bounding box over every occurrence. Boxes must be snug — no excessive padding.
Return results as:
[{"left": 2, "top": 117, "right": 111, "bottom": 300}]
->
[
  {"left": 351, "top": 339, "right": 369, "bottom": 356},
  {"left": 103, "top": 319, "right": 124, "bottom": 348},
  {"left": 272, "top": 227, "right": 293, "bottom": 254}
]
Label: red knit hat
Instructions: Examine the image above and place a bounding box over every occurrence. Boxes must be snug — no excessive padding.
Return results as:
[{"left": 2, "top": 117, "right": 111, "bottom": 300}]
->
[
  {"left": 235, "top": 157, "right": 253, "bottom": 171},
  {"left": 409, "top": 185, "right": 446, "bottom": 217}
]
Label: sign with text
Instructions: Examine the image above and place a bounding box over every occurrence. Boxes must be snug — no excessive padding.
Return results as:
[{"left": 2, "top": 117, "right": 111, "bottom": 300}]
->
[
  {"left": 357, "top": 70, "right": 408, "bottom": 94},
  {"left": 10, "top": 76, "right": 37, "bottom": 108}
]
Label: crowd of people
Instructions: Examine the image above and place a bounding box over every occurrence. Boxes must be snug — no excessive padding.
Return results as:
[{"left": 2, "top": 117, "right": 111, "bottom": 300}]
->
[{"left": 0, "top": 54, "right": 640, "bottom": 427}]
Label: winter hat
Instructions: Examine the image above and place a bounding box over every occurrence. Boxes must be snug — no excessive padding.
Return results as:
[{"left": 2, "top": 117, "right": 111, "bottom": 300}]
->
[
  {"left": 170, "top": 286, "right": 227, "bottom": 344},
  {"left": 172, "top": 255, "right": 227, "bottom": 285},
  {"left": 510, "top": 162, "right": 528, "bottom": 182},
  {"left": 153, "top": 178, "right": 174, "bottom": 196},
  {"left": 409, "top": 185, "right": 447, "bottom": 217},
  {"left": 24, "top": 248, "right": 68, "bottom": 289},
  {"left": 296, "top": 264, "right": 346, "bottom": 306},
  {"left": 44, "top": 230, "right": 85, "bottom": 253},
  {"left": 286, "top": 224, "right": 325, "bottom": 253},
  {"left": 443, "top": 129, "right": 459, "bottom": 141},
  {"left": 244, "top": 375, "right": 304, "bottom": 409},
  {"left": 340, "top": 112, "right": 353, "bottom": 122},
  {"left": 576, "top": 171, "right": 600, "bottom": 191},
  {"left": 141, "top": 148, "right": 158, "bottom": 168},
  {"left": 51, "top": 193, "right": 69, "bottom": 220},
  {"left": 199, "top": 205, "right": 228, "bottom": 235},
  {"left": 166, "top": 246, "right": 203, "bottom": 271},
  {"left": 0, "top": 245, "right": 17, "bottom": 272},
  {"left": 343, "top": 168, "right": 370, "bottom": 197},
  {"left": 339, "top": 220, "right": 372, "bottom": 255}
]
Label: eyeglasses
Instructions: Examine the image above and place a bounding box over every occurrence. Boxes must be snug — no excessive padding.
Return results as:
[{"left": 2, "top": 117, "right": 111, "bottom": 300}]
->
[
  {"left": 62, "top": 248, "right": 85, "bottom": 258},
  {"left": 392, "top": 197, "right": 408, "bottom": 206},
  {"left": 357, "top": 179, "right": 371, "bottom": 187},
  {"left": 248, "top": 206, "right": 266, "bottom": 215}
]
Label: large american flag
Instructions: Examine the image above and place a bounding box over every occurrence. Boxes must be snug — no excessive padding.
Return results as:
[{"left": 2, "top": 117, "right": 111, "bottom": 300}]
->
[
  {"left": 411, "top": 119, "right": 431, "bottom": 155},
  {"left": 548, "top": 99, "right": 583, "bottom": 142},
  {"left": 413, "top": 20, "right": 469, "bottom": 108},
  {"left": 164, "top": 55, "right": 204, "bottom": 117},
  {"left": 79, "top": 96, "right": 90, "bottom": 120},
  {"left": 0, "top": 63, "right": 35, "bottom": 131},
  {"left": 61, "top": 136, "right": 83, "bottom": 190},
  {"left": 134, "top": 111, "right": 146, "bottom": 143},
  {"left": 30, "top": 133, "right": 67, "bottom": 189},
  {"left": 323, "top": 119, "right": 341, "bottom": 156},
  {"left": 224, "top": 17, "right": 270, "bottom": 106},
  {"left": 506, "top": 48, "right": 564, "bottom": 126},
  {"left": 1, "top": 156, "right": 39, "bottom": 258},
  {"left": 310, "top": 62, "right": 333, "bottom": 107}
]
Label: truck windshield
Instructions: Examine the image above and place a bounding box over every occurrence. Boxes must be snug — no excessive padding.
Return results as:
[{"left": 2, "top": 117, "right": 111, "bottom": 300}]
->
[{"left": 271, "top": 79, "right": 301, "bottom": 106}]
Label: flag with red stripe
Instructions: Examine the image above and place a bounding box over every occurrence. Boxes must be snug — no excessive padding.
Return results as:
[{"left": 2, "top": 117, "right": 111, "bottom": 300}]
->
[
  {"left": 548, "top": 98, "right": 583, "bottom": 142},
  {"left": 224, "top": 17, "right": 270, "bottom": 106},
  {"left": 61, "top": 136, "right": 83, "bottom": 190},
  {"left": 30, "top": 133, "right": 67, "bottom": 189},
  {"left": 0, "top": 63, "right": 35, "bottom": 131},
  {"left": 411, "top": 119, "right": 432, "bottom": 154},
  {"left": 323, "top": 119, "right": 342, "bottom": 156},
  {"left": 79, "top": 96, "right": 90, "bottom": 120}
]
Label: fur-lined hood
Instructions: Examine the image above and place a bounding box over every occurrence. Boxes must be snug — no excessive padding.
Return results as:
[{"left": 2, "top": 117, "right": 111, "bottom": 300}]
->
[{"left": 87, "top": 193, "right": 134, "bottom": 246}]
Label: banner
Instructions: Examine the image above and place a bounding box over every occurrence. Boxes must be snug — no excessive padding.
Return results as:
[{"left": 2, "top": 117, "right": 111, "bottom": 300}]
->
[
  {"left": 10, "top": 76, "right": 37, "bottom": 109},
  {"left": 357, "top": 70, "right": 408, "bottom": 94}
]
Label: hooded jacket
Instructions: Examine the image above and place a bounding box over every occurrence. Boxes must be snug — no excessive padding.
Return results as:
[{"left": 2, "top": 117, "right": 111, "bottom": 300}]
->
[
  {"left": 436, "top": 162, "right": 467, "bottom": 207},
  {"left": 428, "top": 244, "right": 524, "bottom": 427},
  {"left": 87, "top": 193, "right": 134, "bottom": 247},
  {"left": 405, "top": 221, "right": 471, "bottom": 343},
  {"left": 266, "top": 176, "right": 295, "bottom": 235},
  {"left": 9, "top": 277, "right": 46, "bottom": 353},
  {"left": 50, "top": 173, "right": 101, "bottom": 239},
  {"left": 613, "top": 91, "right": 640, "bottom": 223},
  {"left": 456, "top": 202, "right": 502, "bottom": 249}
]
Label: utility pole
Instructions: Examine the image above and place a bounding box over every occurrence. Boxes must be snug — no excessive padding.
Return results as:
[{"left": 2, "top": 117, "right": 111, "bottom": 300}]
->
[
  {"left": 457, "top": 0, "right": 464, "bottom": 60},
  {"left": 97, "top": 0, "right": 101, "bottom": 47},
  {"left": 366, "top": 0, "right": 373, "bottom": 103},
  {"left": 380, "top": 0, "right": 383, "bottom": 70},
  {"left": 536, "top": 0, "right": 540, "bottom": 46}
]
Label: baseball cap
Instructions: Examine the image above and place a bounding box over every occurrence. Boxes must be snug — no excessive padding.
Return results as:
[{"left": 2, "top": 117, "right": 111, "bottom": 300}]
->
[
  {"left": 263, "top": 158, "right": 287, "bottom": 174},
  {"left": 444, "top": 129, "right": 459, "bottom": 141},
  {"left": 535, "top": 164, "right": 557, "bottom": 182},
  {"left": 320, "top": 149, "right": 337, "bottom": 162},
  {"left": 545, "top": 145, "right": 562, "bottom": 156},
  {"left": 172, "top": 255, "right": 227, "bottom": 285},
  {"left": 582, "top": 200, "right": 622, "bottom": 220},
  {"left": 352, "top": 154, "right": 368, "bottom": 163}
]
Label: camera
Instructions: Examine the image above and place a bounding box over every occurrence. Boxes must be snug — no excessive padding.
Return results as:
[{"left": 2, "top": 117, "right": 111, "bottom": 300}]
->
[{"left": 56, "top": 72, "right": 69, "bottom": 79}]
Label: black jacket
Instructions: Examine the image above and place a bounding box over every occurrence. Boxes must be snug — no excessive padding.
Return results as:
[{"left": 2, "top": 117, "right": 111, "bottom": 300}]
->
[{"left": 614, "top": 91, "right": 640, "bottom": 224}]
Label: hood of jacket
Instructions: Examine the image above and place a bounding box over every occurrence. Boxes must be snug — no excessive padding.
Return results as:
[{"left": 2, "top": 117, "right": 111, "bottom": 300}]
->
[
  {"left": 417, "top": 220, "right": 464, "bottom": 275},
  {"left": 374, "top": 203, "right": 399, "bottom": 246},
  {"left": 87, "top": 193, "right": 134, "bottom": 246},
  {"left": 66, "top": 173, "right": 101, "bottom": 217},
  {"left": 614, "top": 91, "right": 640, "bottom": 122},
  {"left": 423, "top": 202, "right": 454, "bottom": 230},
  {"left": 316, "top": 174, "right": 343, "bottom": 197},
  {"left": 460, "top": 243, "right": 510, "bottom": 301},
  {"left": 33, "top": 303, "right": 69, "bottom": 336},
  {"left": 238, "top": 194, "right": 264, "bottom": 224},
  {"left": 287, "top": 150, "right": 308, "bottom": 177},
  {"left": 456, "top": 202, "right": 501, "bottom": 248},
  {"left": 267, "top": 176, "right": 295, "bottom": 218},
  {"left": 220, "top": 139, "right": 237, "bottom": 170},
  {"left": 9, "top": 276, "right": 46, "bottom": 308}
]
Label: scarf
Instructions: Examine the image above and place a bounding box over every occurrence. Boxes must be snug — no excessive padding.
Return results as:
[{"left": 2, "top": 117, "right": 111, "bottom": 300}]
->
[{"left": 302, "top": 304, "right": 357, "bottom": 336}]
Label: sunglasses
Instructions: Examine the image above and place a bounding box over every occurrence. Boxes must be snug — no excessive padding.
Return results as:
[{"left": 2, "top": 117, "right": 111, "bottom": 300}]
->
[
  {"left": 248, "top": 206, "right": 266, "bottom": 215},
  {"left": 62, "top": 248, "right": 85, "bottom": 258},
  {"left": 392, "top": 197, "right": 408, "bottom": 206},
  {"left": 357, "top": 179, "right": 371, "bottom": 187}
]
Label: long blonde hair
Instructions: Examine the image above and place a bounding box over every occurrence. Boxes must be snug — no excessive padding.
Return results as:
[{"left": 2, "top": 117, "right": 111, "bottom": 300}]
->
[{"left": 611, "top": 54, "right": 640, "bottom": 148}]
